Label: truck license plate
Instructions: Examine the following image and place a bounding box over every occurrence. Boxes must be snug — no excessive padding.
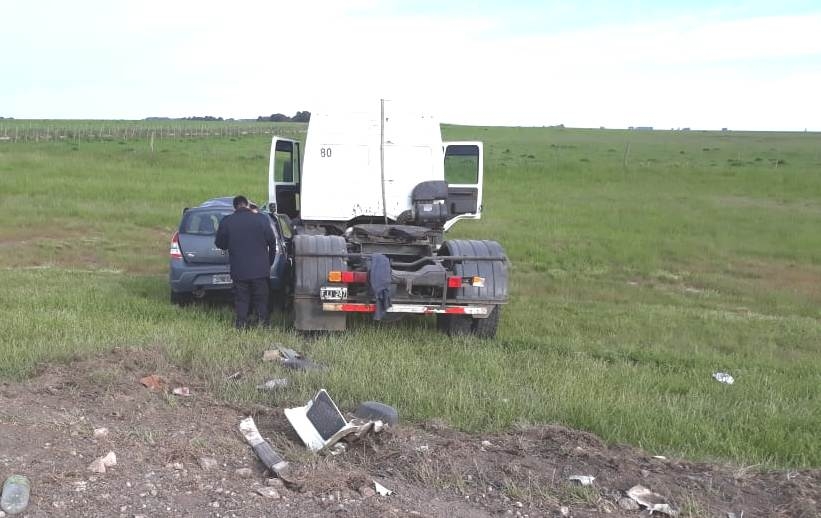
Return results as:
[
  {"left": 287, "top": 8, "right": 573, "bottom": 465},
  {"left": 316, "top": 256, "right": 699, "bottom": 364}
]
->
[
  {"left": 212, "top": 274, "right": 232, "bottom": 285},
  {"left": 320, "top": 286, "right": 348, "bottom": 301}
]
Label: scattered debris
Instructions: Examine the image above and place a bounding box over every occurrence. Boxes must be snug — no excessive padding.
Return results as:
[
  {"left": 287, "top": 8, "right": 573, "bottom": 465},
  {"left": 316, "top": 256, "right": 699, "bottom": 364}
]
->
[
  {"left": 559, "top": 506, "right": 570, "bottom": 517},
  {"left": 238, "top": 417, "right": 291, "bottom": 479},
  {"left": 354, "top": 401, "right": 399, "bottom": 426},
  {"left": 87, "top": 451, "right": 117, "bottom": 474},
  {"left": 262, "top": 349, "right": 282, "bottom": 362},
  {"left": 255, "top": 487, "right": 280, "bottom": 499},
  {"left": 1, "top": 474, "right": 30, "bottom": 515},
  {"left": 265, "top": 478, "right": 285, "bottom": 489},
  {"left": 225, "top": 370, "right": 243, "bottom": 381},
  {"left": 481, "top": 440, "right": 493, "bottom": 448},
  {"left": 626, "top": 485, "right": 678, "bottom": 516},
  {"left": 568, "top": 475, "right": 595, "bottom": 486},
  {"left": 619, "top": 497, "right": 640, "bottom": 510},
  {"left": 374, "top": 481, "right": 393, "bottom": 497},
  {"left": 284, "top": 390, "right": 388, "bottom": 453},
  {"left": 139, "top": 374, "right": 165, "bottom": 391},
  {"left": 713, "top": 372, "right": 735, "bottom": 385},
  {"left": 358, "top": 485, "right": 376, "bottom": 498},
  {"left": 198, "top": 457, "right": 219, "bottom": 471},
  {"left": 93, "top": 427, "right": 109, "bottom": 439},
  {"left": 171, "top": 387, "right": 191, "bottom": 397},
  {"left": 652, "top": 455, "right": 667, "bottom": 460},
  {"left": 256, "top": 378, "right": 289, "bottom": 391},
  {"left": 269, "top": 347, "right": 327, "bottom": 371}
]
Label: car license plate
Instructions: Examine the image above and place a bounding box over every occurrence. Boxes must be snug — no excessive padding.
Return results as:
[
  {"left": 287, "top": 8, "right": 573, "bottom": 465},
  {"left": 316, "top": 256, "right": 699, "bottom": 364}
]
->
[
  {"left": 212, "top": 274, "right": 232, "bottom": 285},
  {"left": 320, "top": 286, "right": 348, "bottom": 301}
]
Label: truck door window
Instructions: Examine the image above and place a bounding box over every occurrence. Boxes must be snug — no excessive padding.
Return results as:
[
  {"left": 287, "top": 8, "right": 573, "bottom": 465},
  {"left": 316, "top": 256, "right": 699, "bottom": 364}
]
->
[
  {"left": 444, "top": 144, "right": 479, "bottom": 184},
  {"left": 274, "top": 140, "right": 297, "bottom": 183}
]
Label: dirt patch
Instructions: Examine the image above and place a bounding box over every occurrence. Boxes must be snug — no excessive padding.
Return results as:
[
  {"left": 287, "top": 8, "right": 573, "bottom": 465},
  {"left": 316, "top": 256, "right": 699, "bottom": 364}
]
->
[
  {"left": 0, "top": 350, "right": 818, "bottom": 517},
  {"left": 728, "top": 260, "right": 821, "bottom": 302}
]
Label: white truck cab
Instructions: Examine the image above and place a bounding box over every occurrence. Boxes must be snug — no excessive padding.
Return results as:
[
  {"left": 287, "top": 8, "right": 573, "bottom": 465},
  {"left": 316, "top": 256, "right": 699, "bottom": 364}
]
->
[{"left": 269, "top": 101, "right": 483, "bottom": 232}]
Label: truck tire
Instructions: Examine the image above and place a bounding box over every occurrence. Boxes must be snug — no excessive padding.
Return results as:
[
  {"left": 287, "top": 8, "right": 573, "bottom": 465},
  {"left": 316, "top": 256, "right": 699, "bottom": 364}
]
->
[
  {"left": 472, "top": 305, "right": 501, "bottom": 339},
  {"left": 438, "top": 240, "right": 507, "bottom": 338},
  {"left": 293, "top": 235, "right": 347, "bottom": 331},
  {"left": 436, "top": 313, "right": 473, "bottom": 336}
]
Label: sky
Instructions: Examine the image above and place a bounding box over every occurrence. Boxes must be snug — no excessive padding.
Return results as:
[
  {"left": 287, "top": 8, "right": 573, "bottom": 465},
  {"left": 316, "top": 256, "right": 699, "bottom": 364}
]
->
[{"left": 2, "top": 0, "right": 820, "bottom": 130}]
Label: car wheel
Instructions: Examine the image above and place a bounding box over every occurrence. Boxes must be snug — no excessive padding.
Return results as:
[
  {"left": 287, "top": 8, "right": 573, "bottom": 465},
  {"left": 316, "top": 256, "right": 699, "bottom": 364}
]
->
[{"left": 170, "top": 290, "right": 193, "bottom": 306}]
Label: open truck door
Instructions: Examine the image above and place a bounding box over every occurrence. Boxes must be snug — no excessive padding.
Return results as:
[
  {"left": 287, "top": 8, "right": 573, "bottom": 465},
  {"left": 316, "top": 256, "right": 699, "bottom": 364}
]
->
[
  {"left": 268, "top": 137, "right": 301, "bottom": 219},
  {"left": 443, "top": 141, "right": 483, "bottom": 231}
]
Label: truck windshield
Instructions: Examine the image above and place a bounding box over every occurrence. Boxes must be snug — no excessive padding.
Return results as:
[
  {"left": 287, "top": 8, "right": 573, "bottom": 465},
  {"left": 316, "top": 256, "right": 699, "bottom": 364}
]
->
[{"left": 180, "top": 210, "right": 231, "bottom": 235}]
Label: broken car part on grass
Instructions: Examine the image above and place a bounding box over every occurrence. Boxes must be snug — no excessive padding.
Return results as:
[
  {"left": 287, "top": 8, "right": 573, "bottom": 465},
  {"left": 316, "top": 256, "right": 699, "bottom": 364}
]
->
[
  {"left": 238, "top": 417, "right": 291, "bottom": 479},
  {"left": 284, "top": 389, "right": 392, "bottom": 454}
]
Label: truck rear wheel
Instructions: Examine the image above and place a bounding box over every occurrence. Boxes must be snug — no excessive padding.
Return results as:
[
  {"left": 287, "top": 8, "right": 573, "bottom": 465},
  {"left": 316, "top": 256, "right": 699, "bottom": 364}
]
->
[
  {"left": 293, "top": 235, "right": 347, "bottom": 331},
  {"left": 439, "top": 240, "right": 507, "bottom": 338}
]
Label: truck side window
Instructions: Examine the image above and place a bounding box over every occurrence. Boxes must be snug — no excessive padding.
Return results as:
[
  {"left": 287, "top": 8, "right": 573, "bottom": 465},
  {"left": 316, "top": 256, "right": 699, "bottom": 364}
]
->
[
  {"left": 275, "top": 140, "right": 296, "bottom": 182},
  {"left": 444, "top": 144, "right": 479, "bottom": 184}
]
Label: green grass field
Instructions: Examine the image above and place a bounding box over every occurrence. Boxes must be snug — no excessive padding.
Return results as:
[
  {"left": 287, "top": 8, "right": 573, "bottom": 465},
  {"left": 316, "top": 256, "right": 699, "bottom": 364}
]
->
[{"left": 1, "top": 123, "right": 819, "bottom": 468}]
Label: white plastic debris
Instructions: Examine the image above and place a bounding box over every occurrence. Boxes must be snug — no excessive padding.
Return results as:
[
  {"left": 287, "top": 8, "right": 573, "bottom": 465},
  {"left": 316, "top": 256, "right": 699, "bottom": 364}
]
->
[
  {"left": 712, "top": 372, "right": 734, "bottom": 384},
  {"left": 88, "top": 451, "right": 117, "bottom": 474},
  {"left": 92, "top": 427, "right": 109, "bottom": 439},
  {"left": 374, "top": 481, "right": 393, "bottom": 496},
  {"left": 172, "top": 386, "right": 192, "bottom": 397},
  {"left": 568, "top": 475, "right": 595, "bottom": 486},
  {"left": 652, "top": 455, "right": 667, "bottom": 460},
  {"left": 626, "top": 485, "right": 678, "bottom": 516},
  {"left": 101, "top": 451, "right": 117, "bottom": 467}
]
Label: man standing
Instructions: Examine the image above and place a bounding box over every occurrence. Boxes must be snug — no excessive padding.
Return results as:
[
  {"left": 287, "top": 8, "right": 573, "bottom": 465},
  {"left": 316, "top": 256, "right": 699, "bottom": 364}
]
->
[{"left": 215, "top": 195, "right": 276, "bottom": 329}]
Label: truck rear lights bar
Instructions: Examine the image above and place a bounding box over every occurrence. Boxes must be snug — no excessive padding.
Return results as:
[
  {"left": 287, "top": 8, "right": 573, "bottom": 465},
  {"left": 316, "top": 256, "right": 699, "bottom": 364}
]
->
[
  {"left": 447, "top": 276, "right": 485, "bottom": 288},
  {"left": 328, "top": 271, "right": 368, "bottom": 283},
  {"left": 322, "top": 303, "right": 488, "bottom": 315}
]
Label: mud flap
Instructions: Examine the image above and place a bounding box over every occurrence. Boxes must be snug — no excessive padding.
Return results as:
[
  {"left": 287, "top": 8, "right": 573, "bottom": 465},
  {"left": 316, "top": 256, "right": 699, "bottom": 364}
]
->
[{"left": 293, "top": 235, "right": 347, "bottom": 331}]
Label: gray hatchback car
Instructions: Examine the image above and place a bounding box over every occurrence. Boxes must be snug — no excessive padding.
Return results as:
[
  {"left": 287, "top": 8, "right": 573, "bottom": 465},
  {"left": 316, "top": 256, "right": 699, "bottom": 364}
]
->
[{"left": 168, "top": 197, "right": 291, "bottom": 305}]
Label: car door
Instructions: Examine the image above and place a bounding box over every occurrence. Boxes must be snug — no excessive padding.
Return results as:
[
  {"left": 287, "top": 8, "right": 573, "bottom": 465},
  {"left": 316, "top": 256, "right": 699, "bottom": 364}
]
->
[{"left": 268, "top": 137, "right": 301, "bottom": 219}]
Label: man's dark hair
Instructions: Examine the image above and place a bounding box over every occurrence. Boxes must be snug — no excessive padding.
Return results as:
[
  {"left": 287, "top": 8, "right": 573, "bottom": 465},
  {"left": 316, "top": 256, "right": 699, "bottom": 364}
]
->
[{"left": 233, "top": 195, "right": 249, "bottom": 209}]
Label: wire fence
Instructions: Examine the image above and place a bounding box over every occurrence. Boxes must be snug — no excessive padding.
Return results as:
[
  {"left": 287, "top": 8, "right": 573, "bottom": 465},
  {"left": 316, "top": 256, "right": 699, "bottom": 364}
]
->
[{"left": 0, "top": 121, "right": 307, "bottom": 144}]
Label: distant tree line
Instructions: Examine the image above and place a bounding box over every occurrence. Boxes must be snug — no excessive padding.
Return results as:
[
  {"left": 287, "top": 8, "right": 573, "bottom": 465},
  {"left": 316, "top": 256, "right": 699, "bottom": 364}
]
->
[{"left": 257, "top": 111, "right": 310, "bottom": 123}]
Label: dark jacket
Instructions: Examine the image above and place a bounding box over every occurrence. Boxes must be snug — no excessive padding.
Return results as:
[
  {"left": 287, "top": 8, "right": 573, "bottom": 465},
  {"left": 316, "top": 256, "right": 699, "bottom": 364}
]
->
[{"left": 215, "top": 208, "right": 276, "bottom": 281}]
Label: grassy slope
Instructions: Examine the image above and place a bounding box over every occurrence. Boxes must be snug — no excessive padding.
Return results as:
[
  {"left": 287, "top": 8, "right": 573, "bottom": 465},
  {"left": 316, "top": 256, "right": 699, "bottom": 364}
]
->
[{"left": 0, "top": 126, "right": 819, "bottom": 467}]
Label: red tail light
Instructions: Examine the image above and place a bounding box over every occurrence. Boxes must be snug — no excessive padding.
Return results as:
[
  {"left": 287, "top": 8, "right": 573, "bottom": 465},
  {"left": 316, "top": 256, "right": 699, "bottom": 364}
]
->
[
  {"left": 328, "top": 270, "right": 368, "bottom": 283},
  {"left": 341, "top": 271, "right": 368, "bottom": 283},
  {"left": 447, "top": 276, "right": 463, "bottom": 288},
  {"left": 170, "top": 231, "right": 182, "bottom": 259}
]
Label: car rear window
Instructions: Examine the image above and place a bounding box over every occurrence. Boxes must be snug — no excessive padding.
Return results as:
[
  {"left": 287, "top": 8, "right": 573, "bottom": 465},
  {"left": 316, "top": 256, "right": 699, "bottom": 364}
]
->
[{"left": 180, "top": 210, "right": 231, "bottom": 235}]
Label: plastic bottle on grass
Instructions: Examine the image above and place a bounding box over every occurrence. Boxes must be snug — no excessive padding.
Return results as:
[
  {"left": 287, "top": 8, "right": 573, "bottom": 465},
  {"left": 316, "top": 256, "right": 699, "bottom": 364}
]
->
[{"left": 1, "top": 475, "right": 30, "bottom": 515}]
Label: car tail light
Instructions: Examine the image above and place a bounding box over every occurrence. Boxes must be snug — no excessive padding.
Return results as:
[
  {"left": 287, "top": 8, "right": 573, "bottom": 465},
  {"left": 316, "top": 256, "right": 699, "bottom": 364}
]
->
[
  {"left": 170, "top": 231, "right": 182, "bottom": 259},
  {"left": 447, "top": 276, "right": 462, "bottom": 288},
  {"left": 328, "top": 271, "right": 368, "bottom": 283}
]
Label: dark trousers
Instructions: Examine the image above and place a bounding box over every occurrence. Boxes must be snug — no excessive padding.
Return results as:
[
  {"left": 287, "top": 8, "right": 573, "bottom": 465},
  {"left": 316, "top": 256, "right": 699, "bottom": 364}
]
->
[{"left": 233, "top": 277, "right": 269, "bottom": 328}]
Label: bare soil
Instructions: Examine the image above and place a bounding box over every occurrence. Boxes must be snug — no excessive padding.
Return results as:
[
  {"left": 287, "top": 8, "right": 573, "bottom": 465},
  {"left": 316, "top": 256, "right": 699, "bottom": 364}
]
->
[{"left": 0, "top": 350, "right": 817, "bottom": 518}]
